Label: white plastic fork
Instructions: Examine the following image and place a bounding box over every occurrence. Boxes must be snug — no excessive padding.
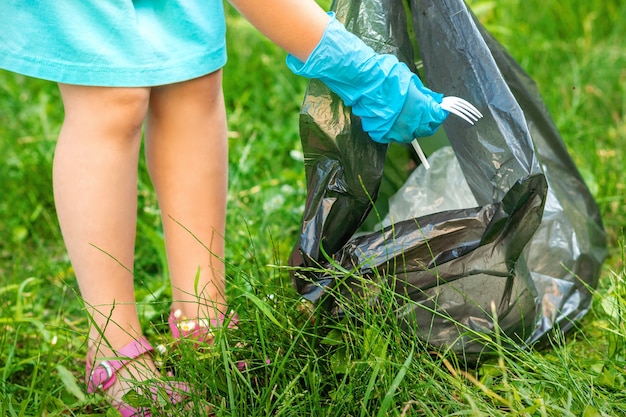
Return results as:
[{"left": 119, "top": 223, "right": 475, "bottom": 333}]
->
[
  {"left": 440, "top": 96, "right": 483, "bottom": 125},
  {"left": 411, "top": 96, "right": 483, "bottom": 169}
]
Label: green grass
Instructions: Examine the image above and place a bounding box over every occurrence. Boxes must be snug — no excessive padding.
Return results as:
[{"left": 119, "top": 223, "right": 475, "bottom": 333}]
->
[{"left": 1, "top": 0, "right": 625, "bottom": 415}]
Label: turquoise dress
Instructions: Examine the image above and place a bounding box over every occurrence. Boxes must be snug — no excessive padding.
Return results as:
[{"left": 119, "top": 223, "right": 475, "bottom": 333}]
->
[{"left": 0, "top": 0, "right": 227, "bottom": 87}]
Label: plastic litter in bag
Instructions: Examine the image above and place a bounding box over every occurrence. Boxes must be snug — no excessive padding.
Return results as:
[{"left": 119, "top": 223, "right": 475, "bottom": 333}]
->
[{"left": 381, "top": 146, "right": 478, "bottom": 228}]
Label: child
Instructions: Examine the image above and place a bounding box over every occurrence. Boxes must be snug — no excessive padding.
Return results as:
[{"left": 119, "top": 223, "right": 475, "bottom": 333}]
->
[{"left": 0, "top": 0, "right": 447, "bottom": 414}]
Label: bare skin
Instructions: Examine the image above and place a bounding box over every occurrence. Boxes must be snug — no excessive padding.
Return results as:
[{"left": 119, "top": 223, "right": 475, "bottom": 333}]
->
[
  {"left": 229, "top": 0, "right": 330, "bottom": 62},
  {"left": 146, "top": 71, "right": 229, "bottom": 320},
  {"left": 53, "top": 0, "right": 331, "bottom": 408},
  {"left": 54, "top": 83, "right": 151, "bottom": 404},
  {"left": 55, "top": 71, "right": 227, "bottom": 405}
]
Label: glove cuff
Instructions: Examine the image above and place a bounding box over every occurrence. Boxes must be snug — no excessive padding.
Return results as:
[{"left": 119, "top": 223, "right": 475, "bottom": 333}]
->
[
  {"left": 286, "top": 13, "right": 382, "bottom": 105},
  {"left": 285, "top": 12, "right": 336, "bottom": 74}
]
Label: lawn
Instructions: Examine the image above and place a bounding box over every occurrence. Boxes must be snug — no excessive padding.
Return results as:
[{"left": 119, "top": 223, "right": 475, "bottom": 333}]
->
[{"left": 1, "top": 0, "right": 625, "bottom": 416}]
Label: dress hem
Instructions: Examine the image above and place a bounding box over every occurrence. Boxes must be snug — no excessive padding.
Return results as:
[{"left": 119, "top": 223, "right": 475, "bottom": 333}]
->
[{"left": 0, "top": 46, "right": 227, "bottom": 87}]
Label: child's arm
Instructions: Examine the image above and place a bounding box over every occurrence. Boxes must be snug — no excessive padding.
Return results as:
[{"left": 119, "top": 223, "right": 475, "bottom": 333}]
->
[
  {"left": 229, "top": 0, "right": 448, "bottom": 144},
  {"left": 228, "top": 0, "right": 330, "bottom": 62}
]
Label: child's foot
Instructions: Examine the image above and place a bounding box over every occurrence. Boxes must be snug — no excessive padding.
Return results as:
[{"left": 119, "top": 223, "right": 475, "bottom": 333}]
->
[
  {"left": 168, "top": 300, "right": 237, "bottom": 343},
  {"left": 168, "top": 307, "right": 238, "bottom": 344},
  {"left": 86, "top": 336, "right": 188, "bottom": 415}
]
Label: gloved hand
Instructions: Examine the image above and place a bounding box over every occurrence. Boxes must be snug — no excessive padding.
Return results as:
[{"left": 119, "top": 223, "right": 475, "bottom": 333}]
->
[
  {"left": 384, "top": 78, "right": 447, "bottom": 142},
  {"left": 286, "top": 13, "right": 448, "bottom": 144}
]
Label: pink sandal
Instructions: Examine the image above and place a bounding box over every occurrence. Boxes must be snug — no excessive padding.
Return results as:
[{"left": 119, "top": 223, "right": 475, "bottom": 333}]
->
[
  {"left": 168, "top": 309, "right": 239, "bottom": 342},
  {"left": 86, "top": 336, "right": 189, "bottom": 417},
  {"left": 168, "top": 309, "right": 253, "bottom": 370},
  {"left": 168, "top": 309, "right": 271, "bottom": 370}
]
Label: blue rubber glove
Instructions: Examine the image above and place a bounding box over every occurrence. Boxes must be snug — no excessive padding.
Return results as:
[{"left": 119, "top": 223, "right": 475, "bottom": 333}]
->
[{"left": 286, "top": 13, "right": 448, "bottom": 143}]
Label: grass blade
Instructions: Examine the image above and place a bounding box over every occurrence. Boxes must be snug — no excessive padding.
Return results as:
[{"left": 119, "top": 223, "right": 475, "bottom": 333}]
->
[{"left": 376, "top": 345, "right": 414, "bottom": 417}]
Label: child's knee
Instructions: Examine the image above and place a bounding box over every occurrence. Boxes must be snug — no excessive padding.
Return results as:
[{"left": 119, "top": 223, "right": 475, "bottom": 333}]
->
[{"left": 59, "top": 84, "right": 150, "bottom": 140}]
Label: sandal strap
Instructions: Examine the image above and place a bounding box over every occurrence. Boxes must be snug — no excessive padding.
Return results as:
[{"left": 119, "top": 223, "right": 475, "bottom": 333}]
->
[
  {"left": 86, "top": 336, "right": 154, "bottom": 393},
  {"left": 169, "top": 309, "right": 239, "bottom": 340}
]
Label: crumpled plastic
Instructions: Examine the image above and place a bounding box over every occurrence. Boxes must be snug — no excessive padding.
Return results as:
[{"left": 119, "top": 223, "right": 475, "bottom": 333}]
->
[
  {"left": 288, "top": 0, "right": 607, "bottom": 359},
  {"left": 381, "top": 146, "right": 478, "bottom": 227}
]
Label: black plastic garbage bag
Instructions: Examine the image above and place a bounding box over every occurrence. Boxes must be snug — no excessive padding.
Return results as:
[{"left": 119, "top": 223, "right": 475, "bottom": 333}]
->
[{"left": 289, "top": 0, "right": 607, "bottom": 358}]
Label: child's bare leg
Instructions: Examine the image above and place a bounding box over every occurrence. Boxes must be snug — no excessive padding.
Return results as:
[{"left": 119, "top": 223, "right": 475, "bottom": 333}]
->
[
  {"left": 145, "top": 70, "right": 228, "bottom": 321},
  {"left": 54, "top": 84, "right": 155, "bottom": 401}
]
